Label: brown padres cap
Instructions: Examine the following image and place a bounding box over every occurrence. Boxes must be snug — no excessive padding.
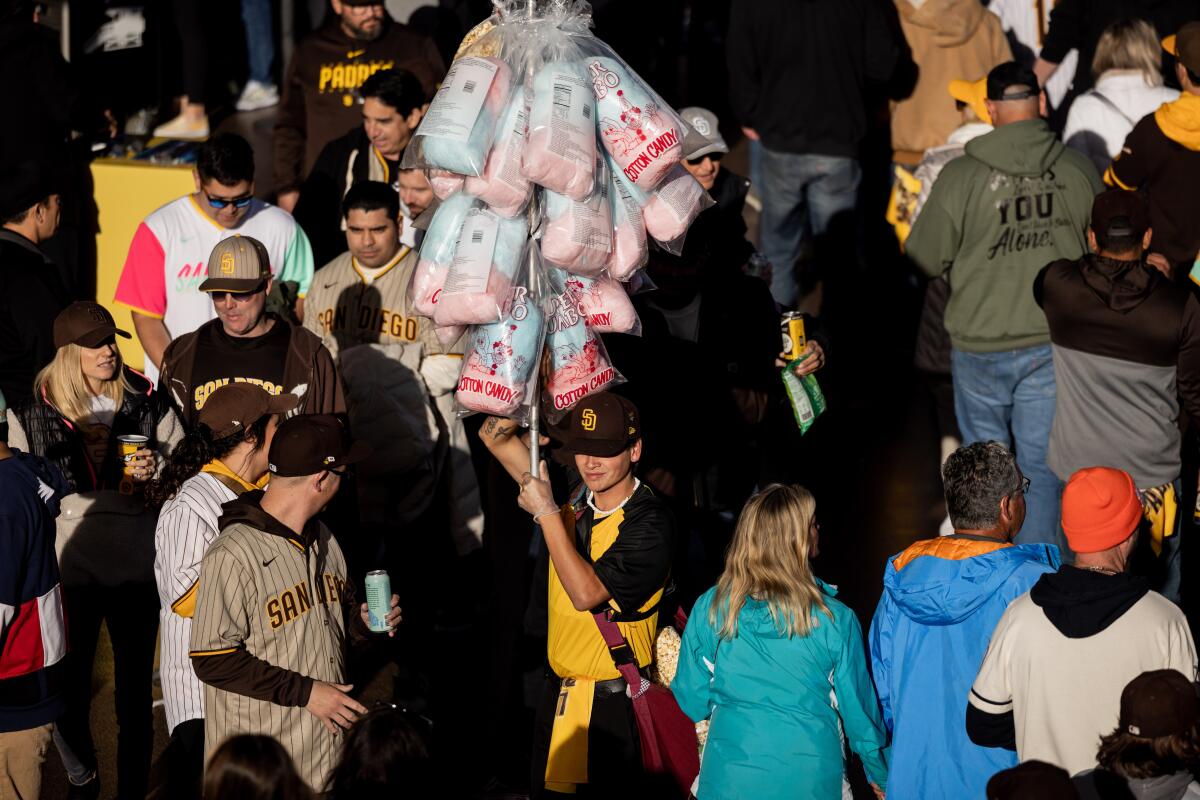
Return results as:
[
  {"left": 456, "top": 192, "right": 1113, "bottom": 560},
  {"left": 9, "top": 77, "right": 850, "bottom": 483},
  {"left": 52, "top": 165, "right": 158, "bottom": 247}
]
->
[
  {"left": 556, "top": 392, "right": 641, "bottom": 458},
  {"left": 199, "top": 235, "right": 272, "bottom": 293},
  {"left": 1163, "top": 22, "right": 1200, "bottom": 76},
  {"left": 197, "top": 384, "right": 299, "bottom": 440},
  {"left": 1119, "top": 669, "right": 1199, "bottom": 739},
  {"left": 53, "top": 301, "right": 132, "bottom": 349},
  {"left": 267, "top": 414, "right": 372, "bottom": 477},
  {"left": 986, "top": 761, "right": 1079, "bottom": 800}
]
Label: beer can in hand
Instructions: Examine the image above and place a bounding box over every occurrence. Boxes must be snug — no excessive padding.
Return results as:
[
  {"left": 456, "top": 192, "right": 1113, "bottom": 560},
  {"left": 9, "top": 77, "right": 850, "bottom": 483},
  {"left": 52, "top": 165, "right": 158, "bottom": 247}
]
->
[
  {"left": 118, "top": 435, "right": 149, "bottom": 476},
  {"left": 365, "top": 570, "right": 393, "bottom": 632},
  {"left": 781, "top": 312, "right": 807, "bottom": 361}
]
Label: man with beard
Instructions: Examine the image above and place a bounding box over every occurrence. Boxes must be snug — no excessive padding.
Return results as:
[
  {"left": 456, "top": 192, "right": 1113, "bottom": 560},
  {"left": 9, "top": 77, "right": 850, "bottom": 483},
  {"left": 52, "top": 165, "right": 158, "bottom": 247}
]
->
[{"left": 274, "top": 0, "right": 444, "bottom": 213}]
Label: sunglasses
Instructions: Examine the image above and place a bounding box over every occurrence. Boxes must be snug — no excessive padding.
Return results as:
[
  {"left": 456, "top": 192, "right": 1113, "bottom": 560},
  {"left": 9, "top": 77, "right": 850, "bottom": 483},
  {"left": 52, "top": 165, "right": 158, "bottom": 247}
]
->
[
  {"left": 686, "top": 153, "right": 723, "bottom": 166},
  {"left": 209, "top": 282, "right": 266, "bottom": 303},
  {"left": 205, "top": 193, "right": 253, "bottom": 210}
]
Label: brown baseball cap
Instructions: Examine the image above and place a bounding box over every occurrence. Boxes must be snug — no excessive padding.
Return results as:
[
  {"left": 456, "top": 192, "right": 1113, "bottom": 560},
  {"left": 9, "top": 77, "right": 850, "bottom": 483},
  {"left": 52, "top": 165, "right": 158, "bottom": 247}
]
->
[
  {"left": 1090, "top": 189, "right": 1150, "bottom": 241},
  {"left": 199, "top": 235, "right": 272, "bottom": 293},
  {"left": 267, "top": 414, "right": 372, "bottom": 477},
  {"left": 198, "top": 384, "right": 298, "bottom": 440},
  {"left": 1119, "top": 669, "right": 1199, "bottom": 738},
  {"left": 986, "top": 761, "right": 1078, "bottom": 800},
  {"left": 556, "top": 393, "right": 641, "bottom": 458},
  {"left": 53, "top": 302, "right": 132, "bottom": 349},
  {"left": 1163, "top": 22, "right": 1200, "bottom": 75}
]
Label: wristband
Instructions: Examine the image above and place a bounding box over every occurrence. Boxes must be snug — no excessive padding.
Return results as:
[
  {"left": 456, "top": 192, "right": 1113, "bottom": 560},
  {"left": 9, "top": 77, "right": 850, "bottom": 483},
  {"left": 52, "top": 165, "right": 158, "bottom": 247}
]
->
[{"left": 533, "top": 508, "right": 559, "bottom": 522}]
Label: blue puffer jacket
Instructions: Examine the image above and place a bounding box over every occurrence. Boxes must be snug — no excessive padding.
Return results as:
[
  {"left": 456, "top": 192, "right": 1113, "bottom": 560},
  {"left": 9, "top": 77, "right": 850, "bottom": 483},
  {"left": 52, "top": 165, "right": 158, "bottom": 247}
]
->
[
  {"left": 675, "top": 580, "right": 889, "bottom": 800},
  {"left": 869, "top": 536, "right": 1060, "bottom": 799}
]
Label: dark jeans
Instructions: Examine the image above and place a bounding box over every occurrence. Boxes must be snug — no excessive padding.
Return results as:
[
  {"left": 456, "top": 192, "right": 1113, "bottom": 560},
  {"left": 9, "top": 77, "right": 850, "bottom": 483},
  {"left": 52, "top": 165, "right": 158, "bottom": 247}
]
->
[
  {"left": 164, "top": 718, "right": 204, "bottom": 800},
  {"left": 530, "top": 675, "right": 646, "bottom": 798},
  {"left": 58, "top": 582, "right": 158, "bottom": 800}
]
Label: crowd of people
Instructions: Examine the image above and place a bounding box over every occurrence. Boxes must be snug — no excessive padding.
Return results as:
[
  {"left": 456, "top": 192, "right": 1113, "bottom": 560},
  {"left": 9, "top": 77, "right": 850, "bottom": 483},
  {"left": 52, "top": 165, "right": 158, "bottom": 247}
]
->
[{"left": 5, "top": 0, "right": 1200, "bottom": 798}]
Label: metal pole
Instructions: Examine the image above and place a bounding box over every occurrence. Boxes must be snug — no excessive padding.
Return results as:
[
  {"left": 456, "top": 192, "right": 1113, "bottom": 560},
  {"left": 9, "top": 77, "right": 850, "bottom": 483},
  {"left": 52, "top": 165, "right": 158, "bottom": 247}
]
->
[{"left": 526, "top": 0, "right": 541, "bottom": 476}]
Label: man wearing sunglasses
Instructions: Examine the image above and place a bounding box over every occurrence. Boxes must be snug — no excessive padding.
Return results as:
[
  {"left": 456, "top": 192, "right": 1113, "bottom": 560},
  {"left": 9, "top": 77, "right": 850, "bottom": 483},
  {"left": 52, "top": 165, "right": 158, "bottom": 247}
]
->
[
  {"left": 679, "top": 106, "right": 754, "bottom": 275},
  {"left": 157, "top": 236, "right": 343, "bottom": 429},
  {"left": 115, "top": 134, "right": 315, "bottom": 383}
]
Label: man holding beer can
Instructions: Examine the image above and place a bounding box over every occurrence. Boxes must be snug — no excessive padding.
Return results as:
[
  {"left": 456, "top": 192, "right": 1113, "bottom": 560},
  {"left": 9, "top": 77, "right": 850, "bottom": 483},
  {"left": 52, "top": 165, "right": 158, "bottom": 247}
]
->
[{"left": 189, "top": 414, "right": 399, "bottom": 791}]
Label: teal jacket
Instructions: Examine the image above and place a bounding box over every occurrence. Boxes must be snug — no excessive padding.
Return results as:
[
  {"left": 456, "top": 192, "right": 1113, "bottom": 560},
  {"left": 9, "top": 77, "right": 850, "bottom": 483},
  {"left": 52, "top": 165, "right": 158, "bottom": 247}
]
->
[
  {"left": 674, "top": 581, "right": 889, "bottom": 800},
  {"left": 906, "top": 118, "right": 1102, "bottom": 353}
]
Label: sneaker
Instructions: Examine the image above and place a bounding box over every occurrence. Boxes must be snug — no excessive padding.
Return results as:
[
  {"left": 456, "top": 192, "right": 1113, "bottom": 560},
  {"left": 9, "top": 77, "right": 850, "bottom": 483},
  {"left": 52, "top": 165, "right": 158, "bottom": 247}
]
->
[
  {"left": 236, "top": 80, "right": 279, "bottom": 112},
  {"left": 152, "top": 113, "right": 209, "bottom": 140}
]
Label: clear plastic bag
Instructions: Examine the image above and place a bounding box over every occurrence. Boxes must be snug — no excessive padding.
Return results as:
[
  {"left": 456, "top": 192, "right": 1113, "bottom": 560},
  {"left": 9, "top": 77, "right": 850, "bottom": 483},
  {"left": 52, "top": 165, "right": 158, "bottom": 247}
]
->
[
  {"left": 606, "top": 154, "right": 649, "bottom": 280},
  {"left": 404, "top": 55, "right": 514, "bottom": 177},
  {"left": 409, "top": 193, "right": 482, "bottom": 318},
  {"left": 464, "top": 88, "right": 533, "bottom": 218},
  {"left": 434, "top": 209, "right": 529, "bottom": 326},
  {"left": 522, "top": 59, "right": 597, "bottom": 200},
  {"left": 585, "top": 53, "right": 686, "bottom": 192},
  {"left": 455, "top": 245, "right": 547, "bottom": 422},
  {"left": 428, "top": 169, "right": 466, "bottom": 201},
  {"left": 540, "top": 151, "right": 612, "bottom": 275},
  {"left": 564, "top": 272, "right": 641, "bottom": 335},
  {"left": 639, "top": 164, "right": 713, "bottom": 253},
  {"left": 543, "top": 264, "right": 624, "bottom": 420}
]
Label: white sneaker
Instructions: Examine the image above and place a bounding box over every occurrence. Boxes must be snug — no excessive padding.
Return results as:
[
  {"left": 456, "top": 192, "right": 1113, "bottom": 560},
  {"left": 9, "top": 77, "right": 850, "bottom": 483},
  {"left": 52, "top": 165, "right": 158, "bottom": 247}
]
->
[
  {"left": 152, "top": 112, "right": 209, "bottom": 140},
  {"left": 236, "top": 80, "right": 279, "bottom": 112}
]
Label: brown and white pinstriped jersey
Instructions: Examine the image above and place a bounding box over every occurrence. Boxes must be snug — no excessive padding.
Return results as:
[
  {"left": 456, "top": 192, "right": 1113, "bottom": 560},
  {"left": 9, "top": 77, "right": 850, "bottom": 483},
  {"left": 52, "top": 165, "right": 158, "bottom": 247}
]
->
[{"left": 189, "top": 519, "right": 350, "bottom": 790}]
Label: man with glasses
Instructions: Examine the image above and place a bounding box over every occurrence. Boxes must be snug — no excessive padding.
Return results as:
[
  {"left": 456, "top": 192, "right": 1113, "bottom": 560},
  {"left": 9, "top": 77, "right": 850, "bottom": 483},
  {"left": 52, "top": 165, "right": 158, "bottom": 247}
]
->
[
  {"left": 868, "top": 441, "right": 1058, "bottom": 800},
  {"left": 273, "top": 0, "right": 444, "bottom": 213},
  {"left": 115, "top": 133, "right": 315, "bottom": 382},
  {"left": 678, "top": 107, "right": 754, "bottom": 275},
  {"left": 158, "top": 236, "right": 342, "bottom": 429},
  {"left": 189, "top": 414, "right": 399, "bottom": 790}
]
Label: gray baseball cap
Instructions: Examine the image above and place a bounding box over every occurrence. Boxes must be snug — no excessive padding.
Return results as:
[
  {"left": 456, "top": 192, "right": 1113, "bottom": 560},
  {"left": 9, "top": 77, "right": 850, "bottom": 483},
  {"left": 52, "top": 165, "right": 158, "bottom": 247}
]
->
[{"left": 680, "top": 107, "right": 729, "bottom": 161}]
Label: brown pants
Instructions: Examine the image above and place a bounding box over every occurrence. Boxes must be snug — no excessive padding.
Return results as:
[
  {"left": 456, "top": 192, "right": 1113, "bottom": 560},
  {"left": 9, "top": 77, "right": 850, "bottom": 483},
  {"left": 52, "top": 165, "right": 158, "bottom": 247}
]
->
[{"left": 0, "top": 723, "right": 52, "bottom": 800}]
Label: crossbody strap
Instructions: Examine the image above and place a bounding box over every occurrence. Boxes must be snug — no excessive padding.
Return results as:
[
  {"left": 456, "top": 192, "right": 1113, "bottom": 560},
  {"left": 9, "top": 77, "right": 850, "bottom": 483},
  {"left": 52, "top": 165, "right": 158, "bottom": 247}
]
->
[{"left": 1087, "top": 90, "right": 1136, "bottom": 127}]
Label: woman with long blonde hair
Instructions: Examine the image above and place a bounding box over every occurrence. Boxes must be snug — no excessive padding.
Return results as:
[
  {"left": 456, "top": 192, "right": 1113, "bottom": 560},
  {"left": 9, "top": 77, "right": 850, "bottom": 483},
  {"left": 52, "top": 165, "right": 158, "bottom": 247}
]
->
[
  {"left": 6, "top": 302, "right": 182, "bottom": 799},
  {"left": 673, "top": 484, "right": 889, "bottom": 800}
]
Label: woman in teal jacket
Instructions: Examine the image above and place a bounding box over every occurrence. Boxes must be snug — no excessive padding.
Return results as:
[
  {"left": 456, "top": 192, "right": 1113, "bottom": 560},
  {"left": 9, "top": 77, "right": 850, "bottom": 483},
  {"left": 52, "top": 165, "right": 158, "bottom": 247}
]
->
[{"left": 674, "top": 484, "right": 889, "bottom": 799}]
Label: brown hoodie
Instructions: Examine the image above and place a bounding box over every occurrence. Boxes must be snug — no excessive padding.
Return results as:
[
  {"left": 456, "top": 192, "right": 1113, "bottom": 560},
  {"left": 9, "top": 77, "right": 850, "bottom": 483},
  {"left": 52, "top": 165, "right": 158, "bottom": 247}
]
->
[{"left": 891, "top": 0, "right": 1012, "bottom": 165}]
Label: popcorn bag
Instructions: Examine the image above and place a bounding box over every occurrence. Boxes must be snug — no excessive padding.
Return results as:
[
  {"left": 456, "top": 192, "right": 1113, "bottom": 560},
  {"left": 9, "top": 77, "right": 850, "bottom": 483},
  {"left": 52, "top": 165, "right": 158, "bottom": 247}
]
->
[
  {"left": 564, "top": 272, "right": 640, "bottom": 335},
  {"left": 540, "top": 152, "right": 612, "bottom": 275},
  {"left": 543, "top": 265, "right": 624, "bottom": 420},
  {"left": 434, "top": 209, "right": 529, "bottom": 326},
  {"left": 586, "top": 54, "right": 686, "bottom": 191},
  {"left": 405, "top": 55, "right": 514, "bottom": 177},
  {"left": 409, "top": 193, "right": 482, "bottom": 317},
  {"left": 455, "top": 246, "right": 547, "bottom": 422},
  {"left": 522, "top": 60, "right": 597, "bottom": 200},
  {"left": 606, "top": 157, "right": 649, "bottom": 279},
  {"left": 464, "top": 88, "right": 534, "bottom": 217}
]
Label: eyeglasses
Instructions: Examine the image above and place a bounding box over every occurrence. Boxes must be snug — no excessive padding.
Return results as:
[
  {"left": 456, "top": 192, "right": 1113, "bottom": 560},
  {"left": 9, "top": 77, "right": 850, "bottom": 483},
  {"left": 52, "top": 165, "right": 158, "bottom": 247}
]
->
[
  {"left": 209, "top": 282, "right": 266, "bottom": 302},
  {"left": 205, "top": 193, "right": 253, "bottom": 210},
  {"left": 686, "top": 153, "right": 723, "bottom": 166}
]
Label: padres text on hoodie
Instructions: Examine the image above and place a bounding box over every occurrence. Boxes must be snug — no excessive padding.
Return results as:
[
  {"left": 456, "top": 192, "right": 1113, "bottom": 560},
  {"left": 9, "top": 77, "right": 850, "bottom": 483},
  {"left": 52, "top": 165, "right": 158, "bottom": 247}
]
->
[
  {"left": 1106, "top": 93, "right": 1200, "bottom": 272},
  {"left": 869, "top": 536, "right": 1059, "bottom": 800},
  {"left": 907, "top": 118, "right": 1103, "bottom": 353}
]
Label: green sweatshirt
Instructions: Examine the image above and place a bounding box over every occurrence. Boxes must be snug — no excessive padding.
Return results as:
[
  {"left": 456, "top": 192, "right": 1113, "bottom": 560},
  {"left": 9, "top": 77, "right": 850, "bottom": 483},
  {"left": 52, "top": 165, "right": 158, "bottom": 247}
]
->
[{"left": 907, "top": 118, "right": 1103, "bottom": 353}]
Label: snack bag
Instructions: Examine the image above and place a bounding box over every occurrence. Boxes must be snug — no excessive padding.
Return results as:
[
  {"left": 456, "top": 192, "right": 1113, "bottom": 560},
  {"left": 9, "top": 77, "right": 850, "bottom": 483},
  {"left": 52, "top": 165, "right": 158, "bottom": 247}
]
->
[
  {"left": 543, "top": 266, "right": 624, "bottom": 419},
  {"left": 455, "top": 247, "right": 546, "bottom": 421},
  {"left": 641, "top": 164, "right": 711, "bottom": 244},
  {"left": 540, "top": 153, "right": 612, "bottom": 275},
  {"left": 782, "top": 355, "right": 827, "bottom": 436},
  {"left": 409, "top": 193, "right": 482, "bottom": 317},
  {"left": 522, "top": 60, "right": 597, "bottom": 200},
  {"left": 405, "top": 56, "right": 513, "bottom": 177},
  {"left": 564, "top": 272, "right": 640, "bottom": 335},
  {"left": 434, "top": 210, "right": 528, "bottom": 326},
  {"left": 587, "top": 56, "right": 683, "bottom": 191},
  {"left": 606, "top": 157, "right": 649, "bottom": 279},
  {"left": 464, "top": 88, "right": 533, "bottom": 217},
  {"left": 428, "top": 169, "right": 466, "bottom": 201}
]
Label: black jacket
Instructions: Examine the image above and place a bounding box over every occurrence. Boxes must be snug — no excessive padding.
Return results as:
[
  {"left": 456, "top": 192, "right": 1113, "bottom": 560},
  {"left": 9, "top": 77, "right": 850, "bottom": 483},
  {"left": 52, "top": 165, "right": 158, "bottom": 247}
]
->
[
  {"left": 12, "top": 367, "right": 177, "bottom": 493},
  {"left": 293, "top": 128, "right": 378, "bottom": 268},
  {"left": 0, "top": 232, "right": 69, "bottom": 407},
  {"left": 726, "top": 0, "right": 901, "bottom": 156}
]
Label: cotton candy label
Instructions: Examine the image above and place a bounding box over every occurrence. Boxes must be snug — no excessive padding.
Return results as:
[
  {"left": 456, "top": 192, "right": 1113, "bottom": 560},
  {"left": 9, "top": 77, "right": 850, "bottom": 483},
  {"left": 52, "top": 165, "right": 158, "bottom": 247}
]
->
[
  {"left": 444, "top": 210, "right": 500, "bottom": 295},
  {"left": 421, "top": 57, "right": 499, "bottom": 144},
  {"left": 589, "top": 57, "right": 681, "bottom": 189}
]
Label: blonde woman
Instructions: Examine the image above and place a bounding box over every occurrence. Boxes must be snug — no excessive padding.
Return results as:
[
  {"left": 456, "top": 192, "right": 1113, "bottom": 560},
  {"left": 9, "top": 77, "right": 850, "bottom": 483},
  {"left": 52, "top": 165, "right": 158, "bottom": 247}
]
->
[
  {"left": 1064, "top": 19, "right": 1179, "bottom": 173},
  {"left": 7, "top": 301, "right": 182, "bottom": 799},
  {"left": 673, "top": 485, "right": 889, "bottom": 800}
]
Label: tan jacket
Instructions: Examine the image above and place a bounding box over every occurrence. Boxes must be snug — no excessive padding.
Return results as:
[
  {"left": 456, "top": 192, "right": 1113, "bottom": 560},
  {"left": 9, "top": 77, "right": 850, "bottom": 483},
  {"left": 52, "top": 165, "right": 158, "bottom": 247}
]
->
[{"left": 891, "top": 0, "right": 1011, "bottom": 165}]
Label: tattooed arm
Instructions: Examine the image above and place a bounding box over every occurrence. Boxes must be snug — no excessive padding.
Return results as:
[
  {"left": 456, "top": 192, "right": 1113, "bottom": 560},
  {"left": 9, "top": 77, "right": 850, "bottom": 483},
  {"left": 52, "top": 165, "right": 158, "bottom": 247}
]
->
[{"left": 478, "top": 416, "right": 533, "bottom": 483}]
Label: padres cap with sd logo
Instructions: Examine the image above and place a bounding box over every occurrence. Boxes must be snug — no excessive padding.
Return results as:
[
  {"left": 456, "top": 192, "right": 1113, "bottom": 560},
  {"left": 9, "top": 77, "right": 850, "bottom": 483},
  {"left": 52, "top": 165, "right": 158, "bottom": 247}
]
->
[
  {"left": 268, "top": 414, "right": 372, "bottom": 477},
  {"left": 557, "top": 392, "right": 641, "bottom": 458},
  {"left": 199, "top": 235, "right": 272, "bottom": 293},
  {"left": 53, "top": 301, "right": 133, "bottom": 349}
]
